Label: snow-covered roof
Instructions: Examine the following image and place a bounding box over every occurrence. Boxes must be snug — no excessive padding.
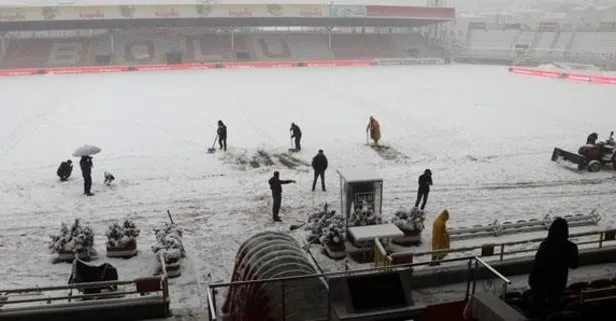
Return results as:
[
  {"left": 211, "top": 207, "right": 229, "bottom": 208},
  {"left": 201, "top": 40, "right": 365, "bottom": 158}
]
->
[
  {"left": 2, "top": 0, "right": 431, "bottom": 7},
  {"left": 337, "top": 168, "right": 382, "bottom": 184}
]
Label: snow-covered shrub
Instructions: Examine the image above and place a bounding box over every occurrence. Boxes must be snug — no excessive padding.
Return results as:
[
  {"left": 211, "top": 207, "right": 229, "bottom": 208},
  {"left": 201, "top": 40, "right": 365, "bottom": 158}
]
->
[
  {"left": 48, "top": 222, "right": 72, "bottom": 253},
  {"left": 319, "top": 215, "right": 346, "bottom": 246},
  {"left": 349, "top": 200, "right": 382, "bottom": 227},
  {"left": 106, "top": 219, "right": 140, "bottom": 247},
  {"left": 48, "top": 219, "right": 96, "bottom": 258},
  {"left": 391, "top": 208, "right": 425, "bottom": 232},
  {"left": 305, "top": 203, "right": 336, "bottom": 240},
  {"left": 151, "top": 223, "right": 185, "bottom": 264}
]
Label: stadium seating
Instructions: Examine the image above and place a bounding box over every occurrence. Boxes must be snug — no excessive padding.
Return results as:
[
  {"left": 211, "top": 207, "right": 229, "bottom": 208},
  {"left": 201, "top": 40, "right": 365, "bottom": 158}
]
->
[
  {"left": 534, "top": 31, "right": 558, "bottom": 57},
  {"left": 551, "top": 32, "right": 573, "bottom": 58},
  {"left": 570, "top": 31, "right": 616, "bottom": 60},
  {"left": 186, "top": 34, "right": 249, "bottom": 62},
  {"left": 0, "top": 31, "right": 436, "bottom": 69},
  {"left": 515, "top": 31, "right": 536, "bottom": 52},
  {"left": 466, "top": 28, "right": 519, "bottom": 57},
  {"left": 390, "top": 33, "right": 443, "bottom": 58},
  {"left": 457, "top": 21, "right": 616, "bottom": 66},
  {"left": 330, "top": 34, "right": 402, "bottom": 59},
  {"left": 505, "top": 277, "right": 616, "bottom": 321},
  {"left": 0, "top": 38, "right": 91, "bottom": 69},
  {"left": 250, "top": 34, "right": 334, "bottom": 61},
  {"left": 111, "top": 32, "right": 185, "bottom": 65}
]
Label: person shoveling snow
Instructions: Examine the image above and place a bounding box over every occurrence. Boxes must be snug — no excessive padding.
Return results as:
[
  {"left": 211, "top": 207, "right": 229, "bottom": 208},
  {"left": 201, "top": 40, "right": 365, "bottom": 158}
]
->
[{"left": 366, "top": 116, "right": 381, "bottom": 145}]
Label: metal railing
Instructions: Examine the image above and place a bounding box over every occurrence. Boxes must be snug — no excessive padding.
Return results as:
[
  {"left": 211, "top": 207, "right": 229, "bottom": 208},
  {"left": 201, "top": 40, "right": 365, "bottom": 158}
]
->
[
  {"left": 380, "top": 229, "right": 616, "bottom": 266},
  {"left": 470, "top": 256, "right": 511, "bottom": 299},
  {"left": 205, "top": 255, "right": 508, "bottom": 321},
  {"left": 0, "top": 253, "right": 170, "bottom": 317}
]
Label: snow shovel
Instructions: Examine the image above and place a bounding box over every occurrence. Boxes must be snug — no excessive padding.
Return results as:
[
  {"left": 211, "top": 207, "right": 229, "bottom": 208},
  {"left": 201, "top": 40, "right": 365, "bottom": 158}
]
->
[
  {"left": 289, "top": 221, "right": 307, "bottom": 231},
  {"left": 288, "top": 136, "right": 297, "bottom": 153},
  {"left": 207, "top": 135, "right": 218, "bottom": 153}
]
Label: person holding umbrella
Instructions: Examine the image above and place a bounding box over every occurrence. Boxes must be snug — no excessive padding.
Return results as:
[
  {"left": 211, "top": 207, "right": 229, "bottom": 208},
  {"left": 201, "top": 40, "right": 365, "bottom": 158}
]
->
[
  {"left": 80, "top": 156, "right": 94, "bottom": 196},
  {"left": 73, "top": 144, "right": 101, "bottom": 196}
]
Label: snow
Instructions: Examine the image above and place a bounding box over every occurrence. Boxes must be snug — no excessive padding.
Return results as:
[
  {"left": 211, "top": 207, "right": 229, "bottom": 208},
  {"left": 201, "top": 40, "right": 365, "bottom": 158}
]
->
[
  {"left": 348, "top": 223, "right": 403, "bottom": 241},
  {"left": 1, "top": 64, "right": 616, "bottom": 319}
]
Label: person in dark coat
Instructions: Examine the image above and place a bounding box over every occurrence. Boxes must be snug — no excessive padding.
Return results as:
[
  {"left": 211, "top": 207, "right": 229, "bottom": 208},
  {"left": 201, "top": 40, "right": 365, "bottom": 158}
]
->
[
  {"left": 104, "top": 171, "right": 115, "bottom": 186},
  {"left": 528, "top": 218, "right": 579, "bottom": 317},
  {"left": 268, "top": 171, "right": 295, "bottom": 222},
  {"left": 217, "top": 120, "right": 227, "bottom": 151},
  {"left": 414, "top": 169, "right": 432, "bottom": 211},
  {"left": 586, "top": 132, "right": 598, "bottom": 145},
  {"left": 311, "top": 150, "right": 328, "bottom": 191},
  {"left": 290, "top": 123, "right": 302, "bottom": 151},
  {"left": 80, "top": 156, "right": 94, "bottom": 196},
  {"left": 57, "top": 160, "right": 73, "bottom": 181}
]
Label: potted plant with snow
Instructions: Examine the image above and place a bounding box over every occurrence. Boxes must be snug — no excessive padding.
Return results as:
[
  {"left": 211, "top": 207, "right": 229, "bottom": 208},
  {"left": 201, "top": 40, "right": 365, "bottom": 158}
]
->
[
  {"left": 349, "top": 200, "right": 382, "bottom": 227},
  {"left": 319, "top": 215, "right": 346, "bottom": 259},
  {"left": 48, "top": 219, "right": 97, "bottom": 263},
  {"left": 305, "top": 203, "right": 336, "bottom": 244},
  {"left": 106, "top": 219, "right": 140, "bottom": 258},
  {"left": 348, "top": 200, "right": 383, "bottom": 248},
  {"left": 152, "top": 223, "right": 185, "bottom": 278},
  {"left": 391, "top": 208, "right": 425, "bottom": 246}
]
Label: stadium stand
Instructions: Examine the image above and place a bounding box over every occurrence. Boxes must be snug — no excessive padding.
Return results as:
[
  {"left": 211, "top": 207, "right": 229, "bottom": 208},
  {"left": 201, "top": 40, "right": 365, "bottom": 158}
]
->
[
  {"left": 515, "top": 30, "right": 536, "bottom": 52},
  {"left": 0, "top": 38, "right": 91, "bottom": 68},
  {"left": 534, "top": 31, "right": 559, "bottom": 57},
  {"left": 465, "top": 24, "right": 519, "bottom": 58},
  {"left": 456, "top": 20, "right": 616, "bottom": 68},
  {"left": 0, "top": 31, "right": 433, "bottom": 69},
  {"left": 329, "top": 33, "right": 402, "bottom": 59},
  {"left": 570, "top": 31, "right": 616, "bottom": 61},
  {"left": 249, "top": 34, "right": 335, "bottom": 61},
  {"left": 551, "top": 31, "right": 573, "bottom": 59},
  {"left": 505, "top": 277, "right": 616, "bottom": 321},
  {"left": 390, "top": 33, "right": 436, "bottom": 57}
]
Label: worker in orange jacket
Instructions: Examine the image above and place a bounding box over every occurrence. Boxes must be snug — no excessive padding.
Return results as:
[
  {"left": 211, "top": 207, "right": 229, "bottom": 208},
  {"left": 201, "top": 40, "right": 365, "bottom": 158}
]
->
[{"left": 431, "top": 209, "right": 450, "bottom": 264}]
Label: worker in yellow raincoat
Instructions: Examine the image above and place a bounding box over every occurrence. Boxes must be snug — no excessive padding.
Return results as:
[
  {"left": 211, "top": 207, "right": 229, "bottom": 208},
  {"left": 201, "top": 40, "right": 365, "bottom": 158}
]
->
[
  {"left": 366, "top": 116, "right": 381, "bottom": 145},
  {"left": 431, "top": 209, "right": 450, "bottom": 263}
]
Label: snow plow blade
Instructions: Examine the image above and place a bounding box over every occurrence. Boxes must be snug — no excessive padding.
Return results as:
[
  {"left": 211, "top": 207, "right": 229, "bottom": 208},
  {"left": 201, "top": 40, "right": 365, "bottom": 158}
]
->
[{"left": 552, "top": 148, "right": 586, "bottom": 170}]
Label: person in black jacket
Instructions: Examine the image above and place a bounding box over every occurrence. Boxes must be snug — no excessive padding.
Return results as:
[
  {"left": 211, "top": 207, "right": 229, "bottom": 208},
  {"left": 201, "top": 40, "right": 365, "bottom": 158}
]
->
[
  {"left": 57, "top": 160, "right": 73, "bottom": 181},
  {"left": 80, "top": 156, "right": 94, "bottom": 196},
  {"left": 268, "top": 171, "right": 295, "bottom": 222},
  {"left": 414, "top": 169, "right": 432, "bottom": 211},
  {"left": 311, "top": 149, "right": 328, "bottom": 191},
  {"left": 217, "top": 120, "right": 227, "bottom": 151},
  {"left": 528, "top": 218, "right": 579, "bottom": 317},
  {"left": 290, "top": 122, "right": 302, "bottom": 151}
]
